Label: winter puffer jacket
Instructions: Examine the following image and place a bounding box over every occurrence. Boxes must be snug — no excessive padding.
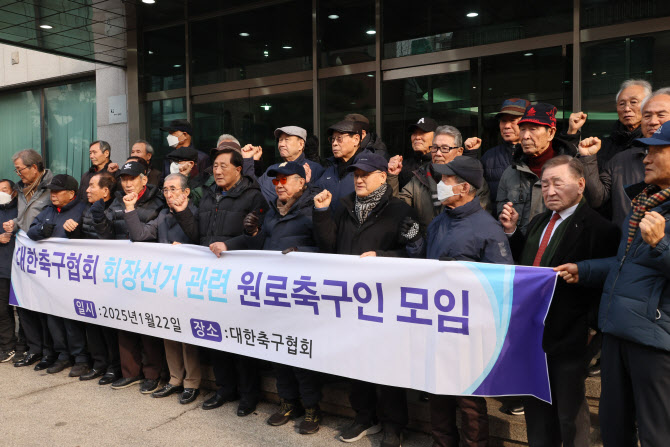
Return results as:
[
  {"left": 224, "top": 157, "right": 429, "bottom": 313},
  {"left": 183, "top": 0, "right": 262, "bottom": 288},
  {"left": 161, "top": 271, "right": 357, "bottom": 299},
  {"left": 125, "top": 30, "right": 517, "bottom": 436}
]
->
[{"left": 98, "top": 185, "right": 165, "bottom": 240}]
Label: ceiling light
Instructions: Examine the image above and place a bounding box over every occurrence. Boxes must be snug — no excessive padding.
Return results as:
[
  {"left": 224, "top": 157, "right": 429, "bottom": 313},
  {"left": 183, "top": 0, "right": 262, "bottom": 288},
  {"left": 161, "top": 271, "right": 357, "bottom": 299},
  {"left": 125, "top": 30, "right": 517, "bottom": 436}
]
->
[
  {"left": 142, "top": 0, "right": 156, "bottom": 3},
  {"left": 263, "top": 50, "right": 269, "bottom": 57},
  {"left": 173, "top": 64, "right": 181, "bottom": 68},
  {"left": 39, "top": 24, "right": 53, "bottom": 29},
  {"left": 601, "top": 71, "right": 606, "bottom": 75},
  {"left": 261, "top": 104, "right": 271, "bottom": 111},
  {"left": 367, "top": 74, "right": 374, "bottom": 77},
  {"left": 328, "top": 14, "right": 339, "bottom": 19},
  {"left": 239, "top": 32, "right": 250, "bottom": 37},
  {"left": 366, "top": 29, "right": 376, "bottom": 35},
  {"left": 282, "top": 45, "right": 292, "bottom": 49},
  {"left": 524, "top": 52, "right": 533, "bottom": 56},
  {"left": 148, "top": 50, "right": 154, "bottom": 55},
  {"left": 466, "top": 12, "right": 478, "bottom": 18}
]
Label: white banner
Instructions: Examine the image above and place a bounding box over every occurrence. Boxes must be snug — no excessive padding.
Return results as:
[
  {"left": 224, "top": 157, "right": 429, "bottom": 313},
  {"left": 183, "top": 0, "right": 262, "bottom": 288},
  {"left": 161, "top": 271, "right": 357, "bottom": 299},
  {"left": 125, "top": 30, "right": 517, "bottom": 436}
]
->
[{"left": 11, "top": 231, "right": 557, "bottom": 400}]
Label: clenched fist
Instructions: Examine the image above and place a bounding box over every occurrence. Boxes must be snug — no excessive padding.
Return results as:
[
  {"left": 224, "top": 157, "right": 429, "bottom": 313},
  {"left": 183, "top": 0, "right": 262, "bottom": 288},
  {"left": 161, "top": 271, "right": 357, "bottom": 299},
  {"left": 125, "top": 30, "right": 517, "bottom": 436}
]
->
[
  {"left": 578, "top": 137, "right": 602, "bottom": 157},
  {"left": 123, "top": 192, "right": 139, "bottom": 211},
  {"left": 314, "top": 189, "right": 332, "bottom": 209},
  {"left": 464, "top": 137, "right": 482, "bottom": 151},
  {"left": 63, "top": 219, "right": 79, "bottom": 233},
  {"left": 499, "top": 202, "right": 519, "bottom": 234},
  {"left": 640, "top": 211, "right": 666, "bottom": 248},
  {"left": 2, "top": 220, "right": 14, "bottom": 233},
  {"left": 388, "top": 155, "right": 403, "bottom": 176},
  {"left": 568, "top": 112, "right": 588, "bottom": 134}
]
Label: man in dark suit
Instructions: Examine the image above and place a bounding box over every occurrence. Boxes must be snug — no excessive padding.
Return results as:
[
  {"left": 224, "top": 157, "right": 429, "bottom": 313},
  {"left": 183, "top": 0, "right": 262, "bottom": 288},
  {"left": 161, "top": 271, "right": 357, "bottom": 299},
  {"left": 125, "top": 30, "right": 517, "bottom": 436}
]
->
[{"left": 499, "top": 155, "right": 620, "bottom": 447}]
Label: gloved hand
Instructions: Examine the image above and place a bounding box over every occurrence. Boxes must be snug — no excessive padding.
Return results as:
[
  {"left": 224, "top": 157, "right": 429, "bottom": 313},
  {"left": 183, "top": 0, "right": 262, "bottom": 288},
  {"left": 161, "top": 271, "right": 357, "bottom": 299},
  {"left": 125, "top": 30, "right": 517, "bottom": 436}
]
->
[
  {"left": 243, "top": 211, "right": 260, "bottom": 235},
  {"left": 41, "top": 223, "right": 55, "bottom": 238},
  {"left": 399, "top": 216, "right": 421, "bottom": 243},
  {"left": 281, "top": 246, "right": 299, "bottom": 255},
  {"left": 90, "top": 198, "right": 106, "bottom": 222}
]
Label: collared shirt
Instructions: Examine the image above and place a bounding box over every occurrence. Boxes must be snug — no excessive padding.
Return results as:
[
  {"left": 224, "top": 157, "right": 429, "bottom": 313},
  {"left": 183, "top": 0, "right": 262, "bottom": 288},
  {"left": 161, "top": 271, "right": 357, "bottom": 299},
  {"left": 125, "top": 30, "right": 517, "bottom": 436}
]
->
[{"left": 538, "top": 202, "right": 579, "bottom": 245}]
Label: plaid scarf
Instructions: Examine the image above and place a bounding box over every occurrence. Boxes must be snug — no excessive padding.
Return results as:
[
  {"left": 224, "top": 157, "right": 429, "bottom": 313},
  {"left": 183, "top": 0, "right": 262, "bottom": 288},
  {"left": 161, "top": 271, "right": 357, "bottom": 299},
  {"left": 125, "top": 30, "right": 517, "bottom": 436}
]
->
[
  {"left": 627, "top": 184, "right": 670, "bottom": 251},
  {"left": 355, "top": 183, "right": 387, "bottom": 225}
]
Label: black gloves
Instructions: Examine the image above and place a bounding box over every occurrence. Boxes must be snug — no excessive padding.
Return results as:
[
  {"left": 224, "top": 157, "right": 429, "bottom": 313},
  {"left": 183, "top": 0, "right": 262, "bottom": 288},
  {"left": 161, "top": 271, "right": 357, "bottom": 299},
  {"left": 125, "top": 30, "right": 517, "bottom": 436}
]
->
[
  {"left": 281, "top": 246, "right": 299, "bottom": 255},
  {"left": 41, "top": 223, "right": 55, "bottom": 238},
  {"left": 90, "top": 198, "right": 106, "bottom": 222},
  {"left": 243, "top": 211, "right": 260, "bottom": 235},
  {"left": 399, "top": 216, "right": 421, "bottom": 243}
]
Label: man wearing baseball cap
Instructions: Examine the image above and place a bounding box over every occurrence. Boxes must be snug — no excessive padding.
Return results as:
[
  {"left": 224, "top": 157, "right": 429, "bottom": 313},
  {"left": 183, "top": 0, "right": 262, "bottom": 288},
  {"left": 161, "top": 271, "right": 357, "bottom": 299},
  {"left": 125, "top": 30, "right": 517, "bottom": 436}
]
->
[
  {"left": 313, "top": 120, "right": 372, "bottom": 210},
  {"left": 160, "top": 118, "right": 210, "bottom": 178},
  {"left": 478, "top": 98, "right": 530, "bottom": 200},
  {"left": 407, "top": 157, "right": 512, "bottom": 447},
  {"left": 391, "top": 117, "right": 438, "bottom": 189},
  {"left": 555, "top": 121, "right": 670, "bottom": 446},
  {"left": 27, "top": 174, "right": 90, "bottom": 377},
  {"left": 240, "top": 126, "right": 324, "bottom": 203},
  {"left": 313, "top": 152, "right": 420, "bottom": 446},
  {"left": 93, "top": 161, "right": 166, "bottom": 394},
  {"left": 496, "top": 103, "right": 578, "bottom": 234}
]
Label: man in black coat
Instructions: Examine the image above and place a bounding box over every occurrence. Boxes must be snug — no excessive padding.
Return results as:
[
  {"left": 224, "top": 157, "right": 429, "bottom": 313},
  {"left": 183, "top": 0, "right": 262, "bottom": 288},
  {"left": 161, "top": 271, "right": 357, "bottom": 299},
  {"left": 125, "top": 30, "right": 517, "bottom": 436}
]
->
[
  {"left": 64, "top": 171, "right": 121, "bottom": 385},
  {"left": 500, "top": 155, "right": 620, "bottom": 447},
  {"left": 174, "top": 148, "right": 267, "bottom": 416},
  {"left": 78, "top": 140, "right": 118, "bottom": 201},
  {"left": 312, "top": 153, "right": 420, "bottom": 447},
  {"left": 27, "top": 174, "right": 90, "bottom": 377},
  {"left": 94, "top": 161, "right": 166, "bottom": 394}
]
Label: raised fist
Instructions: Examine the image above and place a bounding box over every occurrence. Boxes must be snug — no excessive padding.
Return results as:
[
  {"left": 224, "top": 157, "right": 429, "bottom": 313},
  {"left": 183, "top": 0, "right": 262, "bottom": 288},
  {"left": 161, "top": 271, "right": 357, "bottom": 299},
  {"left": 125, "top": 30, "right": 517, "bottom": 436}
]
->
[
  {"left": 578, "top": 137, "right": 602, "bottom": 157},
  {"left": 123, "top": 192, "right": 139, "bottom": 211},
  {"left": 498, "top": 202, "right": 519, "bottom": 233},
  {"left": 388, "top": 155, "right": 403, "bottom": 176},
  {"left": 314, "top": 189, "right": 332, "bottom": 209},
  {"left": 464, "top": 137, "right": 482, "bottom": 151},
  {"left": 568, "top": 112, "right": 588, "bottom": 134}
]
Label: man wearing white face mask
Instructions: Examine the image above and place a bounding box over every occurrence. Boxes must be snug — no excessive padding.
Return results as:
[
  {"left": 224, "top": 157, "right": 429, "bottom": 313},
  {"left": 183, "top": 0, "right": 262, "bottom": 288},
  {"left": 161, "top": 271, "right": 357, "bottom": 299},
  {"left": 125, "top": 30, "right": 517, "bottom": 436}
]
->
[
  {"left": 0, "top": 179, "right": 19, "bottom": 363},
  {"left": 165, "top": 146, "right": 205, "bottom": 207},
  {"left": 160, "top": 119, "right": 210, "bottom": 179},
  {"left": 406, "top": 156, "right": 512, "bottom": 446}
]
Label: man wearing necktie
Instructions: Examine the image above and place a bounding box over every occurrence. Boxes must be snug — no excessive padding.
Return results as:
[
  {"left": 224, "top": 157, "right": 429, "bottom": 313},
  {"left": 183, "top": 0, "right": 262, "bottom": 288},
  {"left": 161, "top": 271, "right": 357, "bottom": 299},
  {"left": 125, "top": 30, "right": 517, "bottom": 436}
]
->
[{"left": 500, "top": 155, "right": 619, "bottom": 447}]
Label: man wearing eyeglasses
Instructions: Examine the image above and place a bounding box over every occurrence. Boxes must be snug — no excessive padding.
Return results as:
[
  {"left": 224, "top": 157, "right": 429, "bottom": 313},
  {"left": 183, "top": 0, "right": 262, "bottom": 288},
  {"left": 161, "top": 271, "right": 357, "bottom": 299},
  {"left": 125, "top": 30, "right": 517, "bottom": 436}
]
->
[
  {"left": 6, "top": 149, "right": 56, "bottom": 368},
  {"left": 313, "top": 120, "right": 372, "bottom": 211},
  {"left": 241, "top": 126, "right": 324, "bottom": 203},
  {"left": 388, "top": 125, "right": 491, "bottom": 233},
  {"left": 496, "top": 103, "right": 578, "bottom": 234},
  {"left": 312, "top": 153, "right": 420, "bottom": 447}
]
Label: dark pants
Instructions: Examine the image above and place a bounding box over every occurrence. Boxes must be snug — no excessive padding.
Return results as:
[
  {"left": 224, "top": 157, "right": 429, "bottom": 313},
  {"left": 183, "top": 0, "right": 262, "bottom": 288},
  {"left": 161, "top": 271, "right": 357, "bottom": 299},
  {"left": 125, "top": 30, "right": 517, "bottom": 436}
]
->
[
  {"left": 430, "top": 395, "right": 489, "bottom": 447},
  {"left": 0, "top": 278, "right": 16, "bottom": 351},
  {"left": 349, "top": 380, "right": 408, "bottom": 428},
  {"left": 600, "top": 334, "right": 670, "bottom": 447},
  {"left": 87, "top": 324, "right": 120, "bottom": 374},
  {"left": 118, "top": 330, "right": 164, "bottom": 380},
  {"left": 17, "top": 307, "right": 53, "bottom": 358},
  {"left": 523, "top": 353, "right": 590, "bottom": 447},
  {"left": 47, "top": 316, "right": 88, "bottom": 362},
  {"left": 46, "top": 315, "right": 69, "bottom": 361},
  {"left": 274, "top": 363, "right": 321, "bottom": 408},
  {"left": 212, "top": 350, "right": 260, "bottom": 406}
]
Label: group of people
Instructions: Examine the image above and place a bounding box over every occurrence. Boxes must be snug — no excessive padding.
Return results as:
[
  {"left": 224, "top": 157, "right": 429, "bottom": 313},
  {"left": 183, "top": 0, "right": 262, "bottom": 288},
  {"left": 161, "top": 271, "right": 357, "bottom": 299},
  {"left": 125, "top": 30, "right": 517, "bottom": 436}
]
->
[{"left": 1, "top": 79, "right": 669, "bottom": 447}]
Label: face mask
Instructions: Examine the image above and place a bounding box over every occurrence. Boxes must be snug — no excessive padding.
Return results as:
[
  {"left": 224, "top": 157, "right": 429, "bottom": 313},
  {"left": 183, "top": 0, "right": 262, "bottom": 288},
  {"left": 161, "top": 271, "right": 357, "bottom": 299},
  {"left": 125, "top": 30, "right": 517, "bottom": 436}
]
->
[
  {"left": 0, "top": 192, "right": 11, "bottom": 205},
  {"left": 169, "top": 162, "right": 181, "bottom": 174},
  {"left": 436, "top": 181, "right": 462, "bottom": 202},
  {"left": 167, "top": 134, "right": 179, "bottom": 147}
]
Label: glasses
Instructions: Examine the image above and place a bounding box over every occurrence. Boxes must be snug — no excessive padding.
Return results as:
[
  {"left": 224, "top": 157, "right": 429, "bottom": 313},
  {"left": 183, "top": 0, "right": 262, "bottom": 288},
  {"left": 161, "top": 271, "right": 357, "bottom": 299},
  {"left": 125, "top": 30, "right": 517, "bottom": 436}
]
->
[
  {"left": 328, "top": 134, "right": 355, "bottom": 145},
  {"left": 162, "top": 187, "right": 184, "bottom": 195},
  {"left": 14, "top": 166, "right": 30, "bottom": 175},
  {"left": 272, "top": 175, "right": 299, "bottom": 185},
  {"left": 429, "top": 145, "right": 461, "bottom": 154}
]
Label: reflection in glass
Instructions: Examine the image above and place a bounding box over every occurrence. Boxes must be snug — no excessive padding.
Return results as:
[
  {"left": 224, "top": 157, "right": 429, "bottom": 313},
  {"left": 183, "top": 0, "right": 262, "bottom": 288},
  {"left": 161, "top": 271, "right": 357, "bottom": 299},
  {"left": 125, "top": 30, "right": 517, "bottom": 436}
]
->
[
  {"left": 0, "top": 90, "right": 41, "bottom": 180},
  {"left": 383, "top": 1, "right": 572, "bottom": 59},
  {"left": 44, "top": 80, "right": 97, "bottom": 180},
  {"left": 581, "top": 0, "right": 670, "bottom": 29},
  {"left": 382, "top": 70, "right": 474, "bottom": 158},
  {"left": 190, "top": 0, "right": 311, "bottom": 86},
  {"left": 319, "top": 0, "right": 375, "bottom": 67},
  {"left": 142, "top": 26, "right": 186, "bottom": 92}
]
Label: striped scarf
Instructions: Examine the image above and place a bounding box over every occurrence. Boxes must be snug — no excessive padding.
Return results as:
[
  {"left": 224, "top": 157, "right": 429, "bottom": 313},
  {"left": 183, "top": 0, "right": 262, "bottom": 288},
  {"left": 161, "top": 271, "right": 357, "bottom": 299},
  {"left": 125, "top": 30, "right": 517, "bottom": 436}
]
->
[
  {"left": 627, "top": 184, "right": 670, "bottom": 251},
  {"left": 355, "top": 183, "right": 387, "bottom": 225}
]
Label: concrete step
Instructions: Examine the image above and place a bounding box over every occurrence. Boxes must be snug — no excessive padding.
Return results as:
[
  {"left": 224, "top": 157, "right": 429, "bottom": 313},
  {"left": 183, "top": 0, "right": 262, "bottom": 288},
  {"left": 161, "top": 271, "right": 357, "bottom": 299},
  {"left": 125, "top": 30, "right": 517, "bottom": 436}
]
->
[{"left": 198, "top": 362, "right": 604, "bottom": 446}]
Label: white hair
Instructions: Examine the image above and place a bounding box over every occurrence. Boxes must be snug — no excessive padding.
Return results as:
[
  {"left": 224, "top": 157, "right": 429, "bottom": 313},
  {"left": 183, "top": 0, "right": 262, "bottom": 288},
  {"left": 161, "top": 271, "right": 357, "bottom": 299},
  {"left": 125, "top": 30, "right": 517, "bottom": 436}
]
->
[
  {"left": 641, "top": 87, "right": 670, "bottom": 112},
  {"left": 616, "top": 79, "right": 652, "bottom": 103},
  {"left": 216, "top": 134, "right": 240, "bottom": 146}
]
